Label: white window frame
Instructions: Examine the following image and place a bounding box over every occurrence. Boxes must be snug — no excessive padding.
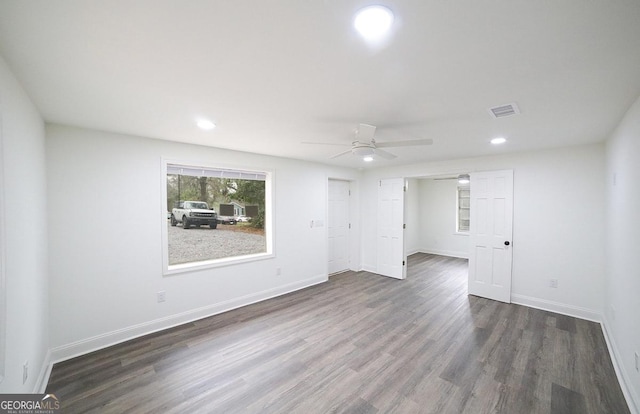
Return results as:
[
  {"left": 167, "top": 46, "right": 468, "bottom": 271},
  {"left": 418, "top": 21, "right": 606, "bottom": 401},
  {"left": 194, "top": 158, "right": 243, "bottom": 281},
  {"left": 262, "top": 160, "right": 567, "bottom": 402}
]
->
[
  {"left": 161, "top": 158, "right": 274, "bottom": 276},
  {"left": 456, "top": 185, "right": 470, "bottom": 234}
]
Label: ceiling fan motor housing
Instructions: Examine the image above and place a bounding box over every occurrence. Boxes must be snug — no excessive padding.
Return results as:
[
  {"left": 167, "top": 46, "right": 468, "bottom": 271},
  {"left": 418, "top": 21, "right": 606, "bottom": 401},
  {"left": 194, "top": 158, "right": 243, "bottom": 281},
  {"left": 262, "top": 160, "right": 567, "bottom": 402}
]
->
[{"left": 352, "top": 142, "right": 376, "bottom": 156}]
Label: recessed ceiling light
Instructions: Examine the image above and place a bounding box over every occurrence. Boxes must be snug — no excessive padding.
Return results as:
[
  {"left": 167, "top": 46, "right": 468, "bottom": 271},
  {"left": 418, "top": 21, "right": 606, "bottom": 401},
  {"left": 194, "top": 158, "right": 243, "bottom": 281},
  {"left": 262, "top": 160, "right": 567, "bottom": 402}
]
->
[
  {"left": 354, "top": 5, "right": 394, "bottom": 41},
  {"left": 491, "top": 137, "right": 507, "bottom": 145},
  {"left": 363, "top": 156, "right": 374, "bottom": 162},
  {"left": 197, "top": 119, "right": 216, "bottom": 130}
]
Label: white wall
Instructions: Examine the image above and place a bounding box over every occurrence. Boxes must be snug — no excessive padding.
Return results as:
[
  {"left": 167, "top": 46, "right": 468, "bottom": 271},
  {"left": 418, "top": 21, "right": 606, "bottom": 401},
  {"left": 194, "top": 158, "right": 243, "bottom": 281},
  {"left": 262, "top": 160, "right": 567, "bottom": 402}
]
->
[
  {"left": 0, "top": 56, "right": 49, "bottom": 392},
  {"left": 417, "top": 179, "right": 469, "bottom": 258},
  {"left": 405, "top": 178, "right": 421, "bottom": 255},
  {"left": 361, "top": 144, "right": 606, "bottom": 320},
  {"left": 46, "top": 125, "right": 360, "bottom": 359},
  {"left": 604, "top": 94, "right": 640, "bottom": 413}
]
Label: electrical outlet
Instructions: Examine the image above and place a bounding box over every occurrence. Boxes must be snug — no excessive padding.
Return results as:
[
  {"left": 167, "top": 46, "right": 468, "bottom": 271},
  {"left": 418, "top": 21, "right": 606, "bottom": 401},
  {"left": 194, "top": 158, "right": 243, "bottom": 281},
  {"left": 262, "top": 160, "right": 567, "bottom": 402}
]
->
[
  {"left": 157, "top": 291, "right": 166, "bottom": 303},
  {"left": 23, "top": 361, "right": 28, "bottom": 384},
  {"left": 549, "top": 279, "right": 558, "bottom": 288},
  {"left": 635, "top": 352, "right": 639, "bottom": 372}
]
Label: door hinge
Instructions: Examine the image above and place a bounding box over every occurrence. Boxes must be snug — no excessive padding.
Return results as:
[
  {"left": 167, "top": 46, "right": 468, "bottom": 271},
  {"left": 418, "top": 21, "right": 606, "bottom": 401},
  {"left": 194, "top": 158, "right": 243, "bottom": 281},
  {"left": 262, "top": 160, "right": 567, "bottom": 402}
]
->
[
  {"left": 379, "top": 180, "right": 382, "bottom": 187},
  {"left": 348, "top": 223, "right": 351, "bottom": 229},
  {"left": 402, "top": 260, "right": 406, "bottom": 266},
  {"left": 348, "top": 190, "right": 351, "bottom": 196},
  {"left": 403, "top": 223, "right": 406, "bottom": 229},
  {"left": 403, "top": 185, "right": 407, "bottom": 192}
]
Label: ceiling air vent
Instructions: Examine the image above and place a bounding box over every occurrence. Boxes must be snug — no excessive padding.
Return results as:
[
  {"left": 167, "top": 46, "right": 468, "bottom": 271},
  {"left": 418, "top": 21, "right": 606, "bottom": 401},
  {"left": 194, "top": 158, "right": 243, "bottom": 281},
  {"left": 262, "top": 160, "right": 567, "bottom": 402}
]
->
[{"left": 488, "top": 103, "right": 520, "bottom": 119}]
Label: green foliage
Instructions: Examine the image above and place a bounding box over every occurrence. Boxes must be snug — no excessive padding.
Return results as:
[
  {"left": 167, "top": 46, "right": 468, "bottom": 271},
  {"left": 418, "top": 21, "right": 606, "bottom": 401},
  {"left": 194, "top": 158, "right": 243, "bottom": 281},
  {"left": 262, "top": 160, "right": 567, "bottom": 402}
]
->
[
  {"left": 251, "top": 210, "right": 265, "bottom": 229},
  {"left": 233, "top": 180, "right": 265, "bottom": 206},
  {"left": 233, "top": 180, "right": 265, "bottom": 229}
]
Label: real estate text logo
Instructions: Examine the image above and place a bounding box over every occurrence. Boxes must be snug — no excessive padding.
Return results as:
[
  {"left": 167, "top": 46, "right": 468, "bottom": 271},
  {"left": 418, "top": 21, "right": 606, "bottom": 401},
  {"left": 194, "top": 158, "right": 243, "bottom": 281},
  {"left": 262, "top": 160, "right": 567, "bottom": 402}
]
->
[{"left": 0, "top": 394, "right": 60, "bottom": 414}]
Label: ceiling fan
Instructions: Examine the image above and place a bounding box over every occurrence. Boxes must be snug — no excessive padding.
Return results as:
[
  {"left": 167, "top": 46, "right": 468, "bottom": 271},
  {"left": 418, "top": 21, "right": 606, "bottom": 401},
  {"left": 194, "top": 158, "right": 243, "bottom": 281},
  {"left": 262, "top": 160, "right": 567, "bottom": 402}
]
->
[{"left": 302, "top": 123, "right": 433, "bottom": 160}]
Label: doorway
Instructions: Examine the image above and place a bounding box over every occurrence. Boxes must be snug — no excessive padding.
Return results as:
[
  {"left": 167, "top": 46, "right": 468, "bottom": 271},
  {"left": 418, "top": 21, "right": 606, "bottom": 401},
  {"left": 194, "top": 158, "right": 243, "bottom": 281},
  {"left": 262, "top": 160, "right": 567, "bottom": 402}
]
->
[
  {"left": 404, "top": 171, "right": 514, "bottom": 303},
  {"left": 328, "top": 179, "right": 350, "bottom": 275}
]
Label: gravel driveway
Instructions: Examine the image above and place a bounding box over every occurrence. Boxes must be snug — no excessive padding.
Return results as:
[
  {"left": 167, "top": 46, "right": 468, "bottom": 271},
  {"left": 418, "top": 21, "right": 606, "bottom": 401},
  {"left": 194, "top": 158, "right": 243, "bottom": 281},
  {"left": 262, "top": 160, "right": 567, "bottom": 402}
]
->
[{"left": 168, "top": 222, "right": 266, "bottom": 265}]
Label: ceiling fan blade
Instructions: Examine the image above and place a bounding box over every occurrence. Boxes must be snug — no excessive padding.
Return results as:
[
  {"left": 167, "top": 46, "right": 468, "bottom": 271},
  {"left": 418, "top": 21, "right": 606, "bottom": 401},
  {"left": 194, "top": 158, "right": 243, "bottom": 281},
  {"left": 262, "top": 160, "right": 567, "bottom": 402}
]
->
[
  {"left": 376, "top": 138, "right": 433, "bottom": 148},
  {"left": 357, "top": 124, "right": 377, "bottom": 142},
  {"left": 329, "top": 149, "right": 353, "bottom": 159},
  {"left": 375, "top": 148, "right": 397, "bottom": 160},
  {"left": 301, "top": 141, "right": 351, "bottom": 146}
]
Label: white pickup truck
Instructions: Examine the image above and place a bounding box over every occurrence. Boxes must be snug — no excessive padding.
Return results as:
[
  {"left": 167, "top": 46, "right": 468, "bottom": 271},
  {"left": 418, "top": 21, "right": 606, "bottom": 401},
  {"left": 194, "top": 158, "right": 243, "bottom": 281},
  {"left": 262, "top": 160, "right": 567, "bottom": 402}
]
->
[{"left": 170, "top": 201, "right": 218, "bottom": 229}]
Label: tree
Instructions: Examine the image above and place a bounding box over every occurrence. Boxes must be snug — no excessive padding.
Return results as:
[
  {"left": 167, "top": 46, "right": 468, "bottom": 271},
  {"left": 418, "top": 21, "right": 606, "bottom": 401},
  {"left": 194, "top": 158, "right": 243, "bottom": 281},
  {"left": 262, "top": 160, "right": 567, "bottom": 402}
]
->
[
  {"left": 232, "top": 180, "right": 265, "bottom": 206},
  {"left": 199, "top": 177, "right": 208, "bottom": 202},
  {"left": 232, "top": 179, "right": 266, "bottom": 228}
]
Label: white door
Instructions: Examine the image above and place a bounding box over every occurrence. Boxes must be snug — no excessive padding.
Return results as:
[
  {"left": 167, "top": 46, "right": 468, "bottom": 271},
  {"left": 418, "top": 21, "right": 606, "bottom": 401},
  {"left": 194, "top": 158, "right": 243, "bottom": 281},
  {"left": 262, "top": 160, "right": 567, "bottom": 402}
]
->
[
  {"left": 468, "top": 170, "right": 514, "bottom": 303},
  {"left": 377, "top": 178, "right": 406, "bottom": 279},
  {"left": 328, "top": 179, "right": 350, "bottom": 275}
]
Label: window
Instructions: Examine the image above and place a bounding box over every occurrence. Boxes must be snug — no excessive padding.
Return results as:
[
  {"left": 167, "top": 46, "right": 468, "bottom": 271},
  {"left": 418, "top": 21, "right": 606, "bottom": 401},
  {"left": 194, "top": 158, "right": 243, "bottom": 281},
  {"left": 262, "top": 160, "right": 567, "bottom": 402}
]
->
[
  {"left": 457, "top": 185, "right": 470, "bottom": 233},
  {"left": 162, "top": 161, "right": 273, "bottom": 274}
]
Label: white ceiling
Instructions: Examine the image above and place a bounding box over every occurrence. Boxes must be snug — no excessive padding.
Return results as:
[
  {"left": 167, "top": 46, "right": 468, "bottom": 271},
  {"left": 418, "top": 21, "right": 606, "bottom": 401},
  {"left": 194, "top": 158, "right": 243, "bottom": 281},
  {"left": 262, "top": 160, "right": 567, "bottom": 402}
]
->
[{"left": 1, "top": 1, "right": 640, "bottom": 168}]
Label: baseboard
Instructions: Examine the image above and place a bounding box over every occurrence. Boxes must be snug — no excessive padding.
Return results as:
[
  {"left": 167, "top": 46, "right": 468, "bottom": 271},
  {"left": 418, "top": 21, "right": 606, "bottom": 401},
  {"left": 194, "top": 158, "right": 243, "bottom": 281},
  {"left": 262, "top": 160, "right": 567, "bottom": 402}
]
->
[
  {"left": 601, "top": 316, "right": 640, "bottom": 414},
  {"left": 418, "top": 248, "right": 469, "bottom": 259},
  {"left": 511, "top": 294, "right": 601, "bottom": 323},
  {"left": 34, "top": 350, "right": 52, "bottom": 394},
  {"left": 49, "top": 274, "right": 327, "bottom": 365}
]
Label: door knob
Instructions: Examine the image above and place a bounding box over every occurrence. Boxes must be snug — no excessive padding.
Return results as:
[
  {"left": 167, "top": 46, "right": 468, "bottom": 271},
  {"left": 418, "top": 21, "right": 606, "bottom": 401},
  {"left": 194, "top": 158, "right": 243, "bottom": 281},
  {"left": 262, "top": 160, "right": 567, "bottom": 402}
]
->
[{"left": 504, "top": 241, "right": 510, "bottom": 246}]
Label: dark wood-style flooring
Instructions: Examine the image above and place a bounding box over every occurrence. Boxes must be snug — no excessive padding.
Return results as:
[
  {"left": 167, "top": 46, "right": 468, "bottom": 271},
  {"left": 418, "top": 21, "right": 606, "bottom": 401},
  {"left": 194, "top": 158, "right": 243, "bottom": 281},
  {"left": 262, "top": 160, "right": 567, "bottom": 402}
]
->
[{"left": 46, "top": 253, "right": 630, "bottom": 413}]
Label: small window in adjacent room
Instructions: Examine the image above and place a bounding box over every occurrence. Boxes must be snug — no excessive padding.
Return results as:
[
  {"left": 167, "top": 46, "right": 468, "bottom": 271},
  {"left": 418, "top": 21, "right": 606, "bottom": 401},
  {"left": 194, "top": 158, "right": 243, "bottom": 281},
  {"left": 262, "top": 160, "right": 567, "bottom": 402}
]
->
[
  {"left": 162, "top": 161, "right": 273, "bottom": 274},
  {"left": 457, "top": 185, "right": 470, "bottom": 233}
]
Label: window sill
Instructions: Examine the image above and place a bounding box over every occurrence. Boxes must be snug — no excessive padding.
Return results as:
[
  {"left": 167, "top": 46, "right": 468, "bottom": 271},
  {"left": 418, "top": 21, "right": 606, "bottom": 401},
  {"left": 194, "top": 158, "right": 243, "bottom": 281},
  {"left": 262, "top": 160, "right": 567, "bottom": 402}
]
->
[{"left": 164, "top": 251, "right": 274, "bottom": 276}]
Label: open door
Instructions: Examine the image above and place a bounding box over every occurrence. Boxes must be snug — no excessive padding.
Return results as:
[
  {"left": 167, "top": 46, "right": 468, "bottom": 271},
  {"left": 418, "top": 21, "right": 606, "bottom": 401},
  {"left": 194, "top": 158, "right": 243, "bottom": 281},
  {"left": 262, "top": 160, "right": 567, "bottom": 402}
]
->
[
  {"left": 468, "top": 170, "right": 513, "bottom": 303},
  {"left": 377, "top": 178, "right": 406, "bottom": 279}
]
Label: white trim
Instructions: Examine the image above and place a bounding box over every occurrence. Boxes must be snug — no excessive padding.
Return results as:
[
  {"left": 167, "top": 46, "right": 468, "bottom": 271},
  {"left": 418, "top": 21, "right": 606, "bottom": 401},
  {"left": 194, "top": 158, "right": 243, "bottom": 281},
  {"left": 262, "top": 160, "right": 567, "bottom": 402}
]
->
[
  {"left": 456, "top": 184, "right": 470, "bottom": 233},
  {"left": 601, "top": 316, "right": 640, "bottom": 414},
  {"left": 160, "top": 157, "right": 275, "bottom": 276},
  {"left": 34, "top": 350, "right": 52, "bottom": 393},
  {"left": 165, "top": 252, "right": 275, "bottom": 275},
  {"left": 511, "top": 294, "right": 601, "bottom": 322},
  {"left": 418, "top": 248, "right": 469, "bottom": 260},
  {"left": 0, "top": 98, "right": 5, "bottom": 384},
  {"left": 49, "top": 274, "right": 326, "bottom": 364}
]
